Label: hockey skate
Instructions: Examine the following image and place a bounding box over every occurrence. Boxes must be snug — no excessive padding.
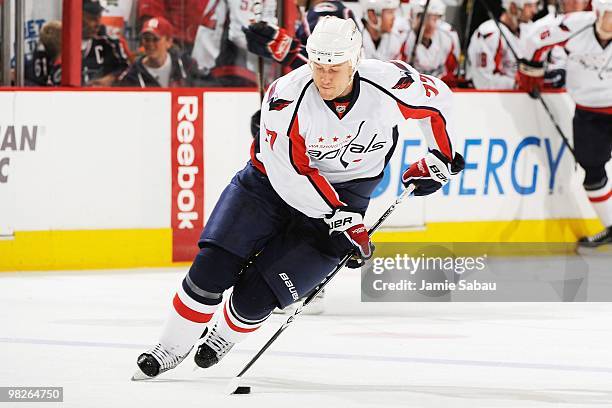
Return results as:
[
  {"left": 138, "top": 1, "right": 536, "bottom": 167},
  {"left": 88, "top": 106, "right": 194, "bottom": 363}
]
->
[
  {"left": 578, "top": 227, "right": 612, "bottom": 248},
  {"left": 194, "top": 323, "right": 235, "bottom": 369},
  {"left": 131, "top": 343, "right": 191, "bottom": 380}
]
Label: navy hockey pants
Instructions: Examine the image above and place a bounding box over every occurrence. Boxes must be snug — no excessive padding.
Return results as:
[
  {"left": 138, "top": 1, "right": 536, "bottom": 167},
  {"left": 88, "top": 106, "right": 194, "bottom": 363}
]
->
[{"left": 186, "top": 161, "right": 378, "bottom": 318}]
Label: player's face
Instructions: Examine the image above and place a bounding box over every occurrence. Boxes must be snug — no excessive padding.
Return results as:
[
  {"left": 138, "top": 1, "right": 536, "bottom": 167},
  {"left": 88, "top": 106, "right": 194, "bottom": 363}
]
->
[
  {"left": 380, "top": 9, "right": 396, "bottom": 33},
  {"left": 413, "top": 14, "right": 441, "bottom": 39},
  {"left": 82, "top": 12, "right": 101, "bottom": 39},
  {"left": 561, "top": 0, "right": 588, "bottom": 13},
  {"left": 311, "top": 61, "right": 354, "bottom": 101},
  {"left": 519, "top": 3, "right": 537, "bottom": 22},
  {"left": 599, "top": 11, "right": 612, "bottom": 32}
]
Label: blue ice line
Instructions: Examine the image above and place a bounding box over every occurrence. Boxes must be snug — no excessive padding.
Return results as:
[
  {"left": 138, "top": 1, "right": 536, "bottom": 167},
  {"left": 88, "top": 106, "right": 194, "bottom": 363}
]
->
[{"left": 1, "top": 337, "right": 611, "bottom": 374}]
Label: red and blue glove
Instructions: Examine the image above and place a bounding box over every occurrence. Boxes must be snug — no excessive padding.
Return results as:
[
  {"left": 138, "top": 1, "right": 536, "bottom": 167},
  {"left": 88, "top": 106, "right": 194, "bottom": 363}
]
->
[
  {"left": 402, "top": 150, "right": 464, "bottom": 196},
  {"left": 325, "top": 209, "right": 373, "bottom": 268},
  {"left": 516, "top": 59, "right": 545, "bottom": 98},
  {"left": 243, "top": 22, "right": 301, "bottom": 65}
]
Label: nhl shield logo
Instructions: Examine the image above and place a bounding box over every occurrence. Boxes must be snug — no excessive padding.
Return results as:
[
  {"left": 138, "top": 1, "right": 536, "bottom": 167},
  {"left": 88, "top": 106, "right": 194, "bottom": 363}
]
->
[{"left": 335, "top": 105, "right": 346, "bottom": 114}]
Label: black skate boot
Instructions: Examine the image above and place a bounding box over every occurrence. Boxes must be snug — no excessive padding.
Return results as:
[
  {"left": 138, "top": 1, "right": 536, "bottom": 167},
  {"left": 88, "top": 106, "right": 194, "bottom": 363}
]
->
[
  {"left": 131, "top": 344, "right": 191, "bottom": 380},
  {"left": 578, "top": 227, "right": 612, "bottom": 248},
  {"left": 194, "top": 323, "right": 235, "bottom": 369}
]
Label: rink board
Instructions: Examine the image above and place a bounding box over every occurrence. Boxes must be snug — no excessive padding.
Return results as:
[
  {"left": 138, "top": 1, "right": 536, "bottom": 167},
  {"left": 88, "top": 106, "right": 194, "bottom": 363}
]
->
[{"left": 0, "top": 88, "right": 603, "bottom": 271}]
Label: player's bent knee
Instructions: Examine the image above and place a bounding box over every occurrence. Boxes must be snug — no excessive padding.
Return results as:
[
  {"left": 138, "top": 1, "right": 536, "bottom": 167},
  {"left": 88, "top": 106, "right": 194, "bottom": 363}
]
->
[
  {"left": 583, "top": 166, "right": 608, "bottom": 191},
  {"left": 184, "top": 244, "right": 246, "bottom": 305}
]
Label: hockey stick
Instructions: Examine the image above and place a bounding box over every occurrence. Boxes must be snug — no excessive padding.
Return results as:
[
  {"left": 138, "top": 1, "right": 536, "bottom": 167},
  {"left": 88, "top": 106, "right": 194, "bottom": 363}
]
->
[
  {"left": 476, "top": 0, "right": 577, "bottom": 161},
  {"left": 459, "top": 0, "right": 475, "bottom": 78},
  {"left": 408, "top": 0, "right": 432, "bottom": 65},
  {"left": 252, "top": 0, "right": 266, "bottom": 101},
  {"left": 226, "top": 185, "right": 416, "bottom": 394}
]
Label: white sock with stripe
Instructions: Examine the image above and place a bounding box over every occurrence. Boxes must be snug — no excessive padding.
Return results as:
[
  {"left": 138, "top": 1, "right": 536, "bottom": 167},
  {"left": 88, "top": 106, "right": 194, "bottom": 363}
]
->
[
  {"left": 585, "top": 177, "right": 612, "bottom": 228},
  {"left": 214, "top": 293, "right": 271, "bottom": 344},
  {"left": 158, "top": 284, "right": 220, "bottom": 357}
]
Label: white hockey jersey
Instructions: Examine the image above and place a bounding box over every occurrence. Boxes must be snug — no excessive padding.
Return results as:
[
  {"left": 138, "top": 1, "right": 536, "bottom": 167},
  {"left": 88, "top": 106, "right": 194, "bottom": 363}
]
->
[
  {"left": 522, "top": 11, "right": 612, "bottom": 108},
  {"left": 191, "top": 0, "right": 277, "bottom": 70},
  {"left": 251, "top": 59, "right": 456, "bottom": 219},
  {"left": 399, "top": 22, "right": 460, "bottom": 80},
  {"left": 361, "top": 17, "right": 410, "bottom": 61},
  {"left": 467, "top": 19, "right": 526, "bottom": 89}
]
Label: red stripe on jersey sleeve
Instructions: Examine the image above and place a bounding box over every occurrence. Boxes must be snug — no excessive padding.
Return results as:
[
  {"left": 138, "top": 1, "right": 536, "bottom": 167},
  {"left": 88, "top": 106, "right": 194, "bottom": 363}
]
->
[
  {"left": 288, "top": 115, "right": 345, "bottom": 209},
  {"left": 533, "top": 40, "right": 568, "bottom": 62},
  {"left": 493, "top": 36, "right": 504, "bottom": 74},
  {"left": 172, "top": 294, "right": 214, "bottom": 323},
  {"left": 396, "top": 102, "right": 453, "bottom": 160}
]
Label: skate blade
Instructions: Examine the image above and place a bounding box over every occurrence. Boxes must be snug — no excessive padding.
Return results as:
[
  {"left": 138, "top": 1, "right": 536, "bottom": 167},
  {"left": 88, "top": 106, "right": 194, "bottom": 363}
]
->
[
  {"left": 576, "top": 243, "right": 612, "bottom": 256},
  {"left": 131, "top": 369, "right": 154, "bottom": 381}
]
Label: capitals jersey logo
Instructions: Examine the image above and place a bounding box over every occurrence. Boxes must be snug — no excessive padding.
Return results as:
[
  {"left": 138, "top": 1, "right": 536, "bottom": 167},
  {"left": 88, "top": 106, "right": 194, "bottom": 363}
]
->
[{"left": 307, "top": 121, "right": 386, "bottom": 168}]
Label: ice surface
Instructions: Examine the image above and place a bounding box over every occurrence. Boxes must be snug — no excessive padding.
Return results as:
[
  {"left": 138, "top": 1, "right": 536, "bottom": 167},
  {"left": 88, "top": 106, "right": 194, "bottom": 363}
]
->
[{"left": 1, "top": 265, "right": 612, "bottom": 408}]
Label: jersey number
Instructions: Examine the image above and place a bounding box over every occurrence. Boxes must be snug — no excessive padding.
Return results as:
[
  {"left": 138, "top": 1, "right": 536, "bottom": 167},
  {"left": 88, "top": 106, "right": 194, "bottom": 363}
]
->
[
  {"left": 419, "top": 74, "right": 439, "bottom": 97},
  {"left": 265, "top": 128, "right": 277, "bottom": 150},
  {"left": 94, "top": 45, "right": 104, "bottom": 65}
]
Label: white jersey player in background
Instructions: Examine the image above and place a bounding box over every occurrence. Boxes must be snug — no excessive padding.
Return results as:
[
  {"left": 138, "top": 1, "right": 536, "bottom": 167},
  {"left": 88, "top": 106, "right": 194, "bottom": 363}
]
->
[
  {"left": 467, "top": 0, "right": 538, "bottom": 89},
  {"left": 518, "top": 0, "right": 612, "bottom": 247},
  {"left": 399, "top": 0, "right": 460, "bottom": 86},
  {"left": 359, "top": 0, "right": 409, "bottom": 61},
  {"left": 132, "top": 16, "right": 463, "bottom": 380},
  {"left": 191, "top": 0, "right": 277, "bottom": 74}
]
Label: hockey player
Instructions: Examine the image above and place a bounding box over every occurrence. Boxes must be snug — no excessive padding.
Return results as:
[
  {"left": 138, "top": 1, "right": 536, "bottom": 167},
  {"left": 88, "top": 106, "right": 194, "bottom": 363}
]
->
[
  {"left": 359, "top": 0, "right": 409, "bottom": 61},
  {"left": 399, "top": 0, "right": 460, "bottom": 86},
  {"left": 81, "top": 0, "right": 129, "bottom": 86},
  {"left": 466, "top": 0, "right": 538, "bottom": 89},
  {"left": 518, "top": 0, "right": 612, "bottom": 247},
  {"left": 132, "top": 16, "right": 464, "bottom": 380}
]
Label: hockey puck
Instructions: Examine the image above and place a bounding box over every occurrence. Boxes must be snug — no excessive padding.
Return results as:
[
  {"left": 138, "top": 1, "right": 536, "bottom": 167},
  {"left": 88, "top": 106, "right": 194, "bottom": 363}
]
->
[{"left": 233, "top": 386, "right": 251, "bottom": 394}]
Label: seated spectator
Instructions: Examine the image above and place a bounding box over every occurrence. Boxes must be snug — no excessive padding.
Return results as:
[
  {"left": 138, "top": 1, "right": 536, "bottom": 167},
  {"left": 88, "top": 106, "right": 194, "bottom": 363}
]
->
[
  {"left": 25, "top": 20, "right": 62, "bottom": 86},
  {"left": 400, "top": 0, "right": 460, "bottom": 86},
  {"left": 82, "top": 0, "right": 130, "bottom": 86},
  {"left": 118, "top": 17, "right": 202, "bottom": 87},
  {"left": 466, "top": 0, "right": 538, "bottom": 89},
  {"left": 359, "top": 0, "right": 409, "bottom": 61}
]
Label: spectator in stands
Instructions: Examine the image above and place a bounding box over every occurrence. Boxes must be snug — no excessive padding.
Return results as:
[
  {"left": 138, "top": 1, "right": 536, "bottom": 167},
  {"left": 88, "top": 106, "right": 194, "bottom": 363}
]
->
[
  {"left": 466, "top": 0, "right": 538, "bottom": 89},
  {"left": 400, "top": 0, "right": 460, "bottom": 86},
  {"left": 118, "top": 17, "right": 203, "bottom": 87},
  {"left": 82, "top": 0, "right": 130, "bottom": 86},
  {"left": 359, "top": 0, "right": 409, "bottom": 61},
  {"left": 138, "top": 0, "right": 207, "bottom": 52},
  {"left": 25, "top": 20, "right": 62, "bottom": 86}
]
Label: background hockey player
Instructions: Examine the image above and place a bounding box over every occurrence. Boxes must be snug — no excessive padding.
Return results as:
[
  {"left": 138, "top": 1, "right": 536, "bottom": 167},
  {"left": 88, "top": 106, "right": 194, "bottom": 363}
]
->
[
  {"left": 518, "top": 0, "right": 612, "bottom": 247},
  {"left": 132, "top": 16, "right": 463, "bottom": 380},
  {"left": 25, "top": 21, "right": 62, "bottom": 86},
  {"left": 359, "top": 0, "right": 409, "bottom": 61},
  {"left": 400, "top": 0, "right": 460, "bottom": 86},
  {"left": 466, "top": 0, "right": 538, "bottom": 89}
]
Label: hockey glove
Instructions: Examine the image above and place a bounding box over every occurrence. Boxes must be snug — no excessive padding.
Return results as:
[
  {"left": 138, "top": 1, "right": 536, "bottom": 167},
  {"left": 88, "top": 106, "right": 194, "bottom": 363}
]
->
[
  {"left": 243, "top": 22, "right": 301, "bottom": 64},
  {"left": 250, "top": 109, "right": 261, "bottom": 139},
  {"left": 516, "top": 59, "right": 545, "bottom": 98},
  {"left": 325, "top": 210, "right": 373, "bottom": 264},
  {"left": 402, "top": 150, "right": 464, "bottom": 196}
]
